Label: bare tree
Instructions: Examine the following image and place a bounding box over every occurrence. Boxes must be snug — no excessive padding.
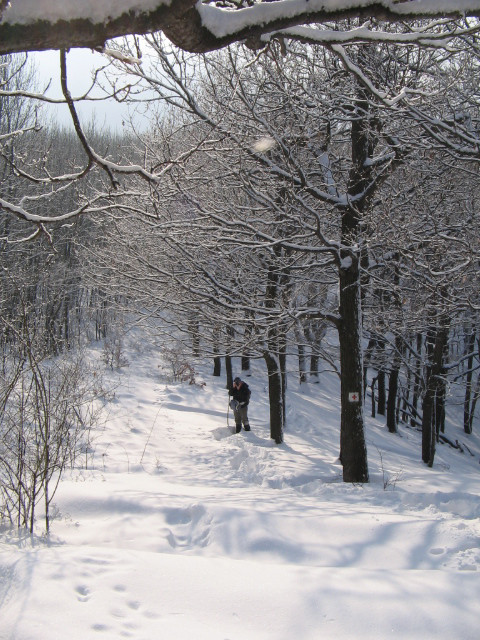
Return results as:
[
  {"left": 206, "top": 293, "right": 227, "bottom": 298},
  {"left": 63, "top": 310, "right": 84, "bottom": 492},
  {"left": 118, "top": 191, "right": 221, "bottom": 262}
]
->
[
  {"left": 93, "top": 38, "right": 424, "bottom": 480},
  {"left": 362, "top": 143, "right": 480, "bottom": 463},
  {"left": 0, "top": 288, "right": 103, "bottom": 533}
]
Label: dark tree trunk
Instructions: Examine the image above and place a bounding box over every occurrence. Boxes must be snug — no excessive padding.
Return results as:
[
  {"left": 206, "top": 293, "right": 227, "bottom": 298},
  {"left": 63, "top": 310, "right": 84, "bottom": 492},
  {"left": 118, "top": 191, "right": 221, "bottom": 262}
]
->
[
  {"left": 371, "top": 376, "right": 377, "bottom": 418},
  {"left": 386, "top": 335, "right": 402, "bottom": 433},
  {"left": 377, "top": 369, "right": 386, "bottom": 416},
  {"left": 213, "top": 327, "right": 221, "bottom": 376},
  {"left": 264, "top": 351, "right": 283, "bottom": 444},
  {"left": 295, "top": 321, "right": 307, "bottom": 383},
  {"left": 279, "top": 331, "right": 287, "bottom": 425},
  {"left": 310, "top": 352, "right": 320, "bottom": 382},
  {"left": 375, "top": 338, "right": 386, "bottom": 415},
  {"left": 386, "top": 369, "right": 399, "bottom": 433},
  {"left": 422, "top": 323, "right": 449, "bottom": 467},
  {"left": 435, "top": 376, "right": 446, "bottom": 435},
  {"left": 298, "top": 344, "right": 307, "bottom": 383},
  {"left": 401, "top": 358, "right": 411, "bottom": 424},
  {"left": 338, "top": 257, "right": 369, "bottom": 483},
  {"left": 241, "top": 310, "right": 254, "bottom": 375},
  {"left": 225, "top": 356, "right": 233, "bottom": 391},
  {"left": 463, "top": 331, "right": 476, "bottom": 434},
  {"left": 304, "top": 319, "right": 324, "bottom": 382},
  {"left": 337, "top": 70, "right": 373, "bottom": 484},
  {"left": 467, "top": 372, "right": 480, "bottom": 434},
  {"left": 422, "top": 383, "right": 436, "bottom": 466},
  {"left": 263, "top": 259, "right": 285, "bottom": 444},
  {"left": 411, "top": 332, "right": 423, "bottom": 428}
]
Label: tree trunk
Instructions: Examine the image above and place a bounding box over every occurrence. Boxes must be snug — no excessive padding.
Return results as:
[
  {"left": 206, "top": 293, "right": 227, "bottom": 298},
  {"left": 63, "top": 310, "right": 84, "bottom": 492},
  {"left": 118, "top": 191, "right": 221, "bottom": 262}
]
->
[
  {"left": 435, "top": 376, "right": 446, "bottom": 435},
  {"left": 212, "top": 326, "right": 221, "bottom": 376},
  {"left": 411, "top": 332, "right": 423, "bottom": 428},
  {"left": 377, "top": 368, "right": 386, "bottom": 416},
  {"left": 467, "top": 372, "right": 480, "bottom": 434},
  {"left": 310, "top": 352, "right": 320, "bottom": 382},
  {"left": 463, "top": 330, "right": 476, "bottom": 434},
  {"left": 337, "top": 70, "right": 372, "bottom": 484},
  {"left": 241, "top": 355, "right": 250, "bottom": 373},
  {"left": 225, "top": 355, "right": 233, "bottom": 391},
  {"left": 298, "top": 343, "right": 307, "bottom": 383},
  {"left": 386, "top": 336, "right": 402, "bottom": 433},
  {"left": 264, "top": 351, "right": 284, "bottom": 444},
  {"left": 338, "top": 257, "right": 369, "bottom": 483},
  {"left": 279, "top": 329, "right": 287, "bottom": 426},
  {"left": 386, "top": 368, "right": 399, "bottom": 433},
  {"left": 371, "top": 376, "right": 377, "bottom": 418},
  {"left": 305, "top": 319, "right": 324, "bottom": 382},
  {"left": 295, "top": 321, "right": 307, "bottom": 383},
  {"left": 422, "top": 323, "right": 449, "bottom": 466}
]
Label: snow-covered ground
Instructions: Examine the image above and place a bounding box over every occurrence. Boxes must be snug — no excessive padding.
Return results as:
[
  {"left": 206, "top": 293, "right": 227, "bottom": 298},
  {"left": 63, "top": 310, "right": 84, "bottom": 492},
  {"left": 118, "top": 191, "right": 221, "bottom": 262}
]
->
[{"left": 1, "top": 335, "right": 479, "bottom": 639}]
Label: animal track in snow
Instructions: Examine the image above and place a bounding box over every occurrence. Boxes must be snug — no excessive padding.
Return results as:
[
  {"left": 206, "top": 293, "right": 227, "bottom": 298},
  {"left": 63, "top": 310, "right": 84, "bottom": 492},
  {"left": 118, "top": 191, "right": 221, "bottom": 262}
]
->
[
  {"left": 160, "top": 503, "right": 212, "bottom": 551},
  {"left": 75, "top": 584, "right": 90, "bottom": 602},
  {"left": 89, "top": 584, "right": 160, "bottom": 638}
]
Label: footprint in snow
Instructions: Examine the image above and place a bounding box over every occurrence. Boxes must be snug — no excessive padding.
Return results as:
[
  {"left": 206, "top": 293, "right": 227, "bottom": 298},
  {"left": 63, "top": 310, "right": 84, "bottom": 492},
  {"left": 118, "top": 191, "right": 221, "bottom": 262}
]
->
[{"left": 75, "top": 584, "right": 90, "bottom": 602}]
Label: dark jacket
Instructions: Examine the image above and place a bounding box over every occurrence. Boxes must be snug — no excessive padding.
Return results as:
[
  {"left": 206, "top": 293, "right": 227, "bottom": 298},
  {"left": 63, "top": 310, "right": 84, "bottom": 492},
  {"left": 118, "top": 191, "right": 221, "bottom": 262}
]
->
[{"left": 231, "top": 382, "right": 251, "bottom": 406}]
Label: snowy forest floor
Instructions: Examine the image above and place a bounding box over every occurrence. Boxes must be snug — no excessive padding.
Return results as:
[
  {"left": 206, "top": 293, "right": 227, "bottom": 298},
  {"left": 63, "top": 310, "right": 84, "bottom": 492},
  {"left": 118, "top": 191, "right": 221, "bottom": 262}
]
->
[{"left": 1, "top": 333, "right": 480, "bottom": 639}]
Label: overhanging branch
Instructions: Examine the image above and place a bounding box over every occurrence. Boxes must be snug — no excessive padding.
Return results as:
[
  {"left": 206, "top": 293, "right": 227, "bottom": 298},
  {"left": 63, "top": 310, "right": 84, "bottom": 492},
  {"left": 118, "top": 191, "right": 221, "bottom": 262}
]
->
[{"left": 1, "top": 1, "right": 480, "bottom": 55}]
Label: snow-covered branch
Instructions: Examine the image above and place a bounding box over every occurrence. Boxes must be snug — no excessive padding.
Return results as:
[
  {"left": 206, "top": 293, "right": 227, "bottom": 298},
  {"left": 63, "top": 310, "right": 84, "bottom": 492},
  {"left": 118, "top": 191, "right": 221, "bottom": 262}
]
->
[
  {"left": 266, "top": 20, "right": 480, "bottom": 51},
  {"left": 1, "top": 1, "right": 480, "bottom": 55}
]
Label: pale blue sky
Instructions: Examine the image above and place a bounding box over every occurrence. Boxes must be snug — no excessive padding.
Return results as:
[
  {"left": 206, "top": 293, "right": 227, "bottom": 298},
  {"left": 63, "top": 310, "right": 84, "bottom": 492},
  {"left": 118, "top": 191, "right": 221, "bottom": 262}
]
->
[{"left": 33, "top": 48, "right": 141, "bottom": 131}]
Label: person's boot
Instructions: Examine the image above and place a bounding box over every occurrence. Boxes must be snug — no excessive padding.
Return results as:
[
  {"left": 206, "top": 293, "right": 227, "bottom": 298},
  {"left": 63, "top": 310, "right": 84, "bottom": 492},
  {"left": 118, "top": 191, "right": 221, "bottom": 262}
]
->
[
  {"left": 244, "top": 424, "right": 251, "bottom": 431},
  {"left": 235, "top": 424, "right": 242, "bottom": 433}
]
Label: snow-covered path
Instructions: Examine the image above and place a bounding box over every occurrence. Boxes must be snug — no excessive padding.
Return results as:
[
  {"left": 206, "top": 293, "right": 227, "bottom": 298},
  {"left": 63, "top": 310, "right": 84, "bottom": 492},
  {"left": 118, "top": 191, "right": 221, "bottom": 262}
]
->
[{"left": 1, "top": 342, "right": 479, "bottom": 639}]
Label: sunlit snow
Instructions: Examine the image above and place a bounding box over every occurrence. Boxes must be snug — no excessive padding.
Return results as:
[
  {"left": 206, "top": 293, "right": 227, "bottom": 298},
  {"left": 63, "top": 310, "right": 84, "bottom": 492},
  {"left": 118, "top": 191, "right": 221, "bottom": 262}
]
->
[{"left": 1, "top": 330, "right": 479, "bottom": 639}]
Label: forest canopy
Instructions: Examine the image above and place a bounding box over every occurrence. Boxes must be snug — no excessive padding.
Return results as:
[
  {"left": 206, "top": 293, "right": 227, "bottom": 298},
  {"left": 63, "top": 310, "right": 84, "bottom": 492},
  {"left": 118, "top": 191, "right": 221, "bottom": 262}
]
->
[{"left": 1, "top": 2, "right": 480, "bottom": 485}]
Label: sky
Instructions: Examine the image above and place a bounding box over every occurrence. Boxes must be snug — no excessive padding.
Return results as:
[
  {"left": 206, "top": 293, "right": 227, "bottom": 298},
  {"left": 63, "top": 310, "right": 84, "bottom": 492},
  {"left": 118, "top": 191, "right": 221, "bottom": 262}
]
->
[
  {"left": 33, "top": 48, "right": 138, "bottom": 131},
  {"left": 1, "top": 328, "right": 479, "bottom": 639}
]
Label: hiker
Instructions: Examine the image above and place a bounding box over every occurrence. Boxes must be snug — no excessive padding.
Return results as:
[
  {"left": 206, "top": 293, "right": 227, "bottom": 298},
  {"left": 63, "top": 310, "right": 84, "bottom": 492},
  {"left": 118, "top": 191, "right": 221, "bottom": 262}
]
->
[{"left": 229, "top": 376, "right": 251, "bottom": 433}]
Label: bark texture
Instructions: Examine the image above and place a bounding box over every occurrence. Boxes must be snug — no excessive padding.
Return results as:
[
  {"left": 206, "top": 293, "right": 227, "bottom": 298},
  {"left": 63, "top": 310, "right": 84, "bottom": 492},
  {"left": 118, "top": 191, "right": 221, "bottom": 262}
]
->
[{"left": 0, "top": 1, "right": 475, "bottom": 55}]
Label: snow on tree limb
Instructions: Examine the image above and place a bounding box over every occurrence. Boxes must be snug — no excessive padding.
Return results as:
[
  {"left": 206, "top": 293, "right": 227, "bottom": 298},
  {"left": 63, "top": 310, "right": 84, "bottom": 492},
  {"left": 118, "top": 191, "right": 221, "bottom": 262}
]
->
[
  {"left": 1, "top": 1, "right": 480, "bottom": 55},
  {"left": 271, "top": 22, "right": 480, "bottom": 50}
]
